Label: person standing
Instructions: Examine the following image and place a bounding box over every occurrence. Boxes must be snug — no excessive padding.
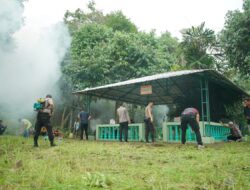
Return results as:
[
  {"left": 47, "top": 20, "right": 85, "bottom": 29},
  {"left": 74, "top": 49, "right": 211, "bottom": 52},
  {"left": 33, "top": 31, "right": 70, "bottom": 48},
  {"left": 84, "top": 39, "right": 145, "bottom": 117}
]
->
[
  {"left": 180, "top": 107, "right": 204, "bottom": 148},
  {"left": 73, "top": 118, "right": 80, "bottom": 138},
  {"left": 144, "top": 101, "right": 155, "bottom": 143},
  {"left": 19, "top": 118, "right": 32, "bottom": 138},
  {"left": 117, "top": 103, "right": 131, "bottom": 142},
  {"left": 34, "top": 94, "right": 56, "bottom": 147},
  {"left": 243, "top": 98, "right": 250, "bottom": 134},
  {"left": 78, "top": 108, "right": 91, "bottom": 140}
]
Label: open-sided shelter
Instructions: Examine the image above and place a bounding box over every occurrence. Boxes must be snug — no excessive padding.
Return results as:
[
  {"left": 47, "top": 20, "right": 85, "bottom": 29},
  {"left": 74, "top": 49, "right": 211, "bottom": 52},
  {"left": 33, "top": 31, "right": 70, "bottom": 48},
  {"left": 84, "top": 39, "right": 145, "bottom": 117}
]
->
[{"left": 73, "top": 69, "right": 249, "bottom": 143}]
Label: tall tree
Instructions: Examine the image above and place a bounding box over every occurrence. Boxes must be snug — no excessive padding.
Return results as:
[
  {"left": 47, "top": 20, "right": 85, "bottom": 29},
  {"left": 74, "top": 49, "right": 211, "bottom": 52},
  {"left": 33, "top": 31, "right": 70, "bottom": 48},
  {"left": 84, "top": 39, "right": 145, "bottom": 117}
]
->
[
  {"left": 104, "top": 11, "right": 137, "bottom": 33},
  {"left": 63, "top": 1, "right": 179, "bottom": 90},
  {"left": 220, "top": 0, "right": 250, "bottom": 76},
  {"left": 64, "top": 1, "right": 105, "bottom": 34},
  {"left": 63, "top": 24, "right": 179, "bottom": 90},
  {"left": 180, "top": 22, "right": 217, "bottom": 69},
  {"left": 156, "top": 31, "right": 179, "bottom": 71}
]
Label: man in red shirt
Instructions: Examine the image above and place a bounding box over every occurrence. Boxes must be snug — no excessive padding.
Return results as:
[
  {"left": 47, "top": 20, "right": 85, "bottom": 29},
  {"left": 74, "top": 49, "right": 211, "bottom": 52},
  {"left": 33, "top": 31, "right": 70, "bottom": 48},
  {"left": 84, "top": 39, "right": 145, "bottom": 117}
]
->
[{"left": 181, "top": 107, "right": 204, "bottom": 148}]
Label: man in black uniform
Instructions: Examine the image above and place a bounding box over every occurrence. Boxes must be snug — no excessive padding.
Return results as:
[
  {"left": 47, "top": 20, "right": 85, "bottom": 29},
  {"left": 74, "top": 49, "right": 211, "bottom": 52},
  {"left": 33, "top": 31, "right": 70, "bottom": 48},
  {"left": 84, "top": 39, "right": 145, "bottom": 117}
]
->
[
  {"left": 34, "top": 94, "right": 56, "bottom": 147},
  {"left": 181, "top": 107, "right": 204, "bottom": 148},
  {"left": 78, "top": 108, "right": 91, "bottom": 140}
]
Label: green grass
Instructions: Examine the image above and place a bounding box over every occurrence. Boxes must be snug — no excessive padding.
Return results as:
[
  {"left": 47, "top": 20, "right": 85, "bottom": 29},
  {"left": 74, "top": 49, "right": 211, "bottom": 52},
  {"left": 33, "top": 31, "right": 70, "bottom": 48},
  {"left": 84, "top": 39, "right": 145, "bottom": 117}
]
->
[{"left": 0, "top": 136, "right": 249, "bottom": 190}]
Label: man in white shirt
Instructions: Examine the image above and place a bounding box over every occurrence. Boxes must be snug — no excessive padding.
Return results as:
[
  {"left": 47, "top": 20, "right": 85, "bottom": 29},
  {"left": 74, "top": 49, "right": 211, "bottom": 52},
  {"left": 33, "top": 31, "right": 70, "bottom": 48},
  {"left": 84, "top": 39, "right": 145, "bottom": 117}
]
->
[
  {"left": 117, "top": 103, "right": 131, "bottom": 142},
  {"left": 19, "top": 118, "right": 32, "bottom": 138}
]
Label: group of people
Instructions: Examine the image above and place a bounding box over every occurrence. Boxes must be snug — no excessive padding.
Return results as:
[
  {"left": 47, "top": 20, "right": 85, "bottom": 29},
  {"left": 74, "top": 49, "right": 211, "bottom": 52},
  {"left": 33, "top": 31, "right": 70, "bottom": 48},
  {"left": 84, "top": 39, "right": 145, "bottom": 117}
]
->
[
  {"left": 226, "top": 98, "right": 250, "bottom": 142},
  {"left": 116, "top": 101, "right": 156, "bottom": 143},
  {"left": 1, "top": 95, "right": 249, "bottom": 148},
  {"left": 31, "top": 96, "right": 250, "bottom": 147},
  {"left": 116, "top": 101, "right": 204, "bottom": 147},
  {"left": 116, "top": 98, "right": 250, "bottom": 147}
]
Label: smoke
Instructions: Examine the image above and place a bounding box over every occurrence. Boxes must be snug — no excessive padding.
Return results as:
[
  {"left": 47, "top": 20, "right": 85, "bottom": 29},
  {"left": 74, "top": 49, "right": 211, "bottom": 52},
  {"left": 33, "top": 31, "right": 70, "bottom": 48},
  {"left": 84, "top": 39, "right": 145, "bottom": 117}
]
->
[{"left": 0, "top": 0, "right": 71, "bottom": 131}]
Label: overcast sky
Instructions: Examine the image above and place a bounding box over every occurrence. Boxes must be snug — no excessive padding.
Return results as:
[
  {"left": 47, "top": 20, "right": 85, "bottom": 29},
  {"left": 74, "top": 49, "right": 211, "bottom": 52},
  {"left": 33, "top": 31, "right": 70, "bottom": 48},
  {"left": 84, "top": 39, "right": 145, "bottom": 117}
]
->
[{"left": 23, "top": 0, "right": 243, "bottom": 38}]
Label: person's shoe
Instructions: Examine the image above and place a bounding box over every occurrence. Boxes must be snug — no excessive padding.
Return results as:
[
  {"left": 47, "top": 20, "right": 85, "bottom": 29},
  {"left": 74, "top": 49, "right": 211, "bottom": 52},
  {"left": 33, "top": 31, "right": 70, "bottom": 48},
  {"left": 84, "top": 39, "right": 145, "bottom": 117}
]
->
[
  {"left": 198, "top": 145, "right": 205, "bottom": 149},
  {"left": 34, "top": 143, "right": 38, "bottom": 148},
  {"left": 50, "top": 142, "right": 57, "bottom": 147}
]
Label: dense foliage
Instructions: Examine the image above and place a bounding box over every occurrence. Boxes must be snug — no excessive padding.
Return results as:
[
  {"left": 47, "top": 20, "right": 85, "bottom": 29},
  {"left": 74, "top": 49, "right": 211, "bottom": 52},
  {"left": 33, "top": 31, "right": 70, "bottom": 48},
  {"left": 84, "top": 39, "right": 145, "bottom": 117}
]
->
[
  {"left": 180, "top": 22, "right": 218, "bottom": 69},
  {"left": 62, "top": 1, "right": 249, "bottom": 93},
  {"left": 220, "top": 0, "right": 250, "bottom": 77},
  {"left": 63, "top": 2, "right": 179, "bottom": 89}
]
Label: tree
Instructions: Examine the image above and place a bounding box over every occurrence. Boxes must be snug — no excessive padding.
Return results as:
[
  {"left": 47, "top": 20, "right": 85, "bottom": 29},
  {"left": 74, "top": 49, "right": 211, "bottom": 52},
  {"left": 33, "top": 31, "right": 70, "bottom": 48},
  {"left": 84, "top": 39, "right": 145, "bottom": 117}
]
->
[
  {"left": 63, "top": 24, "right": 113, "bottom": 89},
  {"left": 180, "top": 22, "right": 218, "bottom": 69},
  {"left": 64, "top": 1, "right": 105, "bottom": 34},
  {"left": 104, "top": 11, "right": 137, "bottom": 33},
  {"left": 156, "top": 31, "right": 179, "bottom": 71},
  {"left": 64, "top": 1, "right": 138, "bottom": 34},
  {"left": 63, "top": 1, "right": 179, "bottom": 90},
  {"left": 220, "top": 0, "right": 250, "bottom": 76},
  {"left": 63, "top": 23, "right": 179, "bottom": 90}
]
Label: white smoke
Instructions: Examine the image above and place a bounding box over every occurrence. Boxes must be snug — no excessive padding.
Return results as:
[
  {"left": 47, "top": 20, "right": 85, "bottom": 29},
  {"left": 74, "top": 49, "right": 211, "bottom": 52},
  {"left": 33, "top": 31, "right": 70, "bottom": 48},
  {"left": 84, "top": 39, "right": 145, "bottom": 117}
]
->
[{"left": 0, "top": 0, "right": 71, "bottom": 128}]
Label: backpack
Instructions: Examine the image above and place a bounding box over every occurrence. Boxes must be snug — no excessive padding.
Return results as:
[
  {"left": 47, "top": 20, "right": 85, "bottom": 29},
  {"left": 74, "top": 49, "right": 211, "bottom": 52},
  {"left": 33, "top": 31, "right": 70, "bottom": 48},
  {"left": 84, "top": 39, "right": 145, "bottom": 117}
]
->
[{"left": 33, "top": 98, "right": 45, "bottom": 111}]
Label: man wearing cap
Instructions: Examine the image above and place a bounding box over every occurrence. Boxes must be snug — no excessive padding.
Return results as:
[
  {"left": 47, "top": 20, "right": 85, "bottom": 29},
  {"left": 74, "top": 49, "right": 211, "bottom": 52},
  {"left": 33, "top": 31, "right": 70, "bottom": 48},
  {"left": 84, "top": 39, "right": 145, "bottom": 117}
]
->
[{"left": 180, "top": 107, "right": 204, "bottom": 149}]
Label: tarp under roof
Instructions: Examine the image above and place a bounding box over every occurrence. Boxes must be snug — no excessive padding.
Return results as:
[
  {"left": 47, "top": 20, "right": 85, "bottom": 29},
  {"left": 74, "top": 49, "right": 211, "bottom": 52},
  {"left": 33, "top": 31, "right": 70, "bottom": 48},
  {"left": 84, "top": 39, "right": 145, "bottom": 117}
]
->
[{"left": 73, "top": 69, "right": 249, "bottom": 121}]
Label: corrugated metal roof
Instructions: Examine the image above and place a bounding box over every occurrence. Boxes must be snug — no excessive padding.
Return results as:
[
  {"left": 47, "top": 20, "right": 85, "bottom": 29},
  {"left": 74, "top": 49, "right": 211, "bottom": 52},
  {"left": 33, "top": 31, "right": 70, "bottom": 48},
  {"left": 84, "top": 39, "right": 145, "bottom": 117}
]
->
[
  {"left": 74, "top": 69, "right": 208, "bottom": 93},
  {"left": 73, "top": 69, "right": 249, "bottom": 121}
]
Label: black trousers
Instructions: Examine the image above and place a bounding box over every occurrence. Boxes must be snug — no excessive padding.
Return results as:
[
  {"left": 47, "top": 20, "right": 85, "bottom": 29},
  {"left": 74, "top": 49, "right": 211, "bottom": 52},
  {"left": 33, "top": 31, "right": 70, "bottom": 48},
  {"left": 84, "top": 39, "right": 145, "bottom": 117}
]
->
[
  {"left": 181, "top": 116, "right": 203, "bottom": 145},
  {"left": 145, "top": 119, "right": 155, "bottom": 142},
  {"left": 80, "top": 123, "right": 88, "bottom": 140},
  {"left": 0, "top": 126, "right": 6, "bottom": 135},
  {"left": 227, "top": 135, "right": 241, "bottom": 141},
  {"left": 119, "top": 122, "right": 128, "bottom": 142},
  {"left": 34, "top": 112, "right": 54, "bottom": 144}
]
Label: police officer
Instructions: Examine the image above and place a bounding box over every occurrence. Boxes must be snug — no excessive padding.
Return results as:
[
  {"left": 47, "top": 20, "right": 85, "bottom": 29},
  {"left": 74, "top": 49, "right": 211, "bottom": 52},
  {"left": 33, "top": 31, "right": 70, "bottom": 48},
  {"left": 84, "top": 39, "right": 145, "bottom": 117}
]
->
[
  {"left": 181, "top": 107, "right": 204, "bottom": 149},
  {"left": 34, "top": 94, "right": 56, "bottom": 147}
]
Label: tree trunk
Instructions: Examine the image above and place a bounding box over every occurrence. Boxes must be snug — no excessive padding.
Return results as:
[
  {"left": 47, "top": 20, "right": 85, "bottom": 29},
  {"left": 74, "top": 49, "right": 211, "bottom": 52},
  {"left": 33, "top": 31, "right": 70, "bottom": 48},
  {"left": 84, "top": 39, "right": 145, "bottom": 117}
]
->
[
  {"left": 69, "top": 110, "right": 73, "bottom": 130},
  {"left": 61, "top": 107, "right": 67, "bottom": 128}
]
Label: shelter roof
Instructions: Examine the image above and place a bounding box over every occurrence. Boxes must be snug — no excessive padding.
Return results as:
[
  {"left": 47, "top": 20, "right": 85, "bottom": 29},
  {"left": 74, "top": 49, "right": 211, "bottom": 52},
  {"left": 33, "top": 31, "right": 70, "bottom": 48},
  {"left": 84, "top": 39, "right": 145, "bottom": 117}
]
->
[{"left": 73, "top": 69, "right": 249, "bottom": 106}]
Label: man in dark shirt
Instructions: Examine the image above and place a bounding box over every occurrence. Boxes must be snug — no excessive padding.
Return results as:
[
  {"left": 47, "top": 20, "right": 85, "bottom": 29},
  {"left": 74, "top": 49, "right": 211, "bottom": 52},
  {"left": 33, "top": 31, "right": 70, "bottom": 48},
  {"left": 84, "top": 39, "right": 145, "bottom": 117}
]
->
[
  {"left": 243, "top": 98, "right": 250, "bottom": 134},
  {"left": 0, "top": 120, "right": 7, "bottom": 135},
  {"left": 78, "top": 108, "right": 91, "bottom": 140},
  {"left": 181, "top": 107, "right": 204, "bottom": 148},
  {"left": 34, "top": 94, "right": 56, "bottom": 147}
]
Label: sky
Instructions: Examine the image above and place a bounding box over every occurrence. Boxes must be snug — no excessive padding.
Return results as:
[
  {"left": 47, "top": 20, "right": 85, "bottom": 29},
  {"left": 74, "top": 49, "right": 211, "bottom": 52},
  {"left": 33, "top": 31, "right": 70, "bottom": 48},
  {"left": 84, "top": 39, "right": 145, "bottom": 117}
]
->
[{"left": 23, "top": 0, "right": 243, "bottom": 38}]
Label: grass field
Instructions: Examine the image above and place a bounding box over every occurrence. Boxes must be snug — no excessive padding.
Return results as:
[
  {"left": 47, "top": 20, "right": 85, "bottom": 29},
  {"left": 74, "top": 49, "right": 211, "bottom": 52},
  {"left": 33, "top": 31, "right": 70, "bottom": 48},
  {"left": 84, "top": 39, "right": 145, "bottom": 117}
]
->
[{"left": 0, "top": 136, "right": 249, "bottom": 190}]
